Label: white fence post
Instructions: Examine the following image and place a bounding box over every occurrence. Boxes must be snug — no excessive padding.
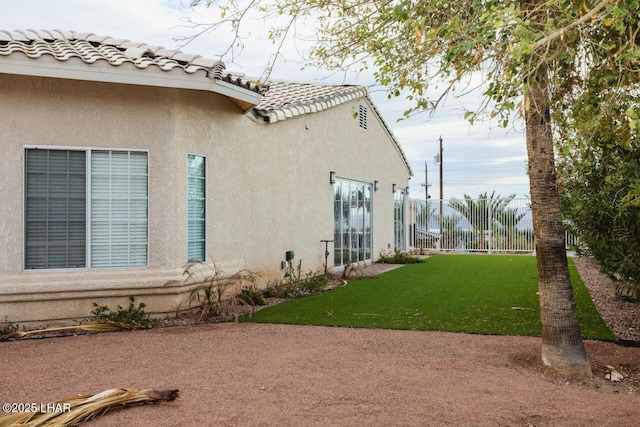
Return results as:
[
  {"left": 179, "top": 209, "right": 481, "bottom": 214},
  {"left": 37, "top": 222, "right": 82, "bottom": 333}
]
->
[{"left": 407, "top": 197, "right": 578, "bottom": 253}]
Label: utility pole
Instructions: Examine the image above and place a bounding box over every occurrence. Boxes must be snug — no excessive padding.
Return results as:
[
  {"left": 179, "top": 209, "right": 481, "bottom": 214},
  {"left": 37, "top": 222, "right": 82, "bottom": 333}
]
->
[
  {"left": 420, "top": 162, "right": 431, "bottom": 253},
  {"left": 434, "top": 136, "right": 443, "bottom": 237},
  {"left": 424, "top": 162, "right": 429, "bottom": 202},
  {"left": 439, "top": 135, "right": 443, "bottom": 220}
]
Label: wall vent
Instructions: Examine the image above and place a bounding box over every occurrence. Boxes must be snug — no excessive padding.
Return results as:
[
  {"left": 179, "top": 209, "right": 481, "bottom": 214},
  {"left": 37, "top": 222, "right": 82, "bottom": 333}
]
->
[{"left": 358, "top": 104, "right": 368, "bottom": 130}]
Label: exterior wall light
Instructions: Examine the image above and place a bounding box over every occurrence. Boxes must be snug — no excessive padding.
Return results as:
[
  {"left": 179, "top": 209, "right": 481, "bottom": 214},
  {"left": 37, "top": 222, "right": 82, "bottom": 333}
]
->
[
  {"left": 392, "top": 183, "right": 397, "bottom": 193},
  {"left": 374, "top": 180, "right": 379, "bottom": 191},
  {"left": 330, "top": 171, "right": 336, "bottom": 184},
  {"left": 406, "top": 186, "right": 410, "bottom": 195}
]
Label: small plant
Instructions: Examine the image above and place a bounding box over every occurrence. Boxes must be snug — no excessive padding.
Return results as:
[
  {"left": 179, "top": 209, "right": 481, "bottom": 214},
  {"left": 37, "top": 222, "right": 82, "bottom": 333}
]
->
[
  {"left": 1, "top": 316, "right": 19, "bottom": 336},
  {"left": 297, "top": 271, "right": 330, "bottom": 295},
  {"left": 239, "top": 285, "right": 267, "bottom": 306},
  {"left": 263, "top": 271, "right": 330, "bottom": 298},
  {"left": 90, "top": 296, "right": 151, "bottom": 328},
  {"left": 183, "top": 261, "right": 258, "bottom": 320},
  {"left": 262, "top": 280, "right": 294, "bottom": 299},
  {"left": 377, "top": 250, "right": 426, "bottom": 264}
]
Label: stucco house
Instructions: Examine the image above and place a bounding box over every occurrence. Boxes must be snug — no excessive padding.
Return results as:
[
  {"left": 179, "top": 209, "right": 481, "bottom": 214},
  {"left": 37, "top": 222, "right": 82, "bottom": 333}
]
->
[{"left": 0, "top": 30, "right": 412, "bottom": 324}]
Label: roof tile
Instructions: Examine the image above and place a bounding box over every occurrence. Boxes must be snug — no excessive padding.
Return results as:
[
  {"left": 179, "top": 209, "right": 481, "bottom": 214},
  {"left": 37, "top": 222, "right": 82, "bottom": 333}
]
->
[
  {"left": 121, "top": 41, "right": 147, "bottom": 49},
  {"left": 191, "top": 57, "right": 220, "bottom": 68},
  {"left": 253, "top": 81, "right": 369, "bottom": 119},
  {"left": 21, "top": 30, "right": 40, "bottom": 40},
  {"left": 172, "top": 52, "right": 201, "bottom": 63},
  {"left": 6, "top": 30, "right": 29, "bottom": 41},
  {"left": 102, "top": 37, "right": 129, "bottom": 46},
  {"left": 124, "top": 47, "right": 154, "bottom": 60},
  {"left": 0, "top": 30, "right": 260, "bottom": 93}
]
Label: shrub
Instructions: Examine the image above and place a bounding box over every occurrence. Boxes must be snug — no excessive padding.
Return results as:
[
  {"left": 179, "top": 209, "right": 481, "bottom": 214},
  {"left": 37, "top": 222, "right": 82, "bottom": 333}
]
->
[
  {"left": 263, "top": 271, "right": 330, "bottom": 298},
  {"left": 183, "top": 261, "right": 258, "bottom": 320},
  {"left": 296, "top": 271, "right": 330, "bottom": 295},
  {"left": 557, "top": 96, "right": 640, "bottom": 300},
  {"left": 90, "top": 296, "right": 151, "bottom": 328},
  {"left": 262, "top": 280, "right": 294, "bottom": 299},
  {"left": 239, "top": 285, "right": 267, "bottom": 306},
  {"left": 377, "top": 250, "right": 426, "bottom": 264}
]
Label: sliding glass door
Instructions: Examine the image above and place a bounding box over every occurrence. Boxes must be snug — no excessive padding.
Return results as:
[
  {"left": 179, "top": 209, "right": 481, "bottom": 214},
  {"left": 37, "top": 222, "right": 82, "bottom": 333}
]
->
[{"left": 334, "top": 179, "right": 372, "bottom": 268}]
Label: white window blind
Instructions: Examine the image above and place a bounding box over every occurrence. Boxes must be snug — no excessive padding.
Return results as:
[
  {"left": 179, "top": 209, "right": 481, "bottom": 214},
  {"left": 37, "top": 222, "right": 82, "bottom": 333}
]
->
[
  {"left": 91, "top": 151, "right": 148, "bottom": 268},
  {"left": 187, "top": 154, "right": 206, "bottom": 262},
  {"left": 25, "top": 148, "right": 148, "bottom": 270}
]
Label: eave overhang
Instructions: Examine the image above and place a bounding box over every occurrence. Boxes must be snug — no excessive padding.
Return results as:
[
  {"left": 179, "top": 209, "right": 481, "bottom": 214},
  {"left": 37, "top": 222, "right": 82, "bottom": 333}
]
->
[{"left": 0, "top": 53, "right": 262, "bottom": 110}]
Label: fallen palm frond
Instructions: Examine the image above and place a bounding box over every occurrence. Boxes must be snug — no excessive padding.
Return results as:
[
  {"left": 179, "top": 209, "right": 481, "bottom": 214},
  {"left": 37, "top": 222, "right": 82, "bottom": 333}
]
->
[
  {"left": 0, "top": 320, "right": 143, "bottom": 341},
  {"left": 0, "top": 388, "right": 179, "bottom": 427}
]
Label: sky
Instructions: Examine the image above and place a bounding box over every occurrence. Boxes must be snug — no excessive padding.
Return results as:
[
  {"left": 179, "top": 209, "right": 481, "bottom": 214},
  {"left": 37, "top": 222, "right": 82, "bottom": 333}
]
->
[{"left": 1, "top": 0, "right": 531, "bottom": 200}]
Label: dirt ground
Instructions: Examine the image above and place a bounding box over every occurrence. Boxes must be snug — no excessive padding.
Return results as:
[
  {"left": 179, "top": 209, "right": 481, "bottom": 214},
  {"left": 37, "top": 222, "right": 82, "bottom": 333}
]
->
[{"left": 1, "top": 259, "right": 640, "bottom": 426}]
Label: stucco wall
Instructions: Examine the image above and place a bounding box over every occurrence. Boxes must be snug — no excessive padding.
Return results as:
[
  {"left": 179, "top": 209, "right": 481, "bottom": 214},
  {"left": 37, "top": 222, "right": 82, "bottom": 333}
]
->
[{"left": 0, "top": 74, "right": 410, "bottom": 323}]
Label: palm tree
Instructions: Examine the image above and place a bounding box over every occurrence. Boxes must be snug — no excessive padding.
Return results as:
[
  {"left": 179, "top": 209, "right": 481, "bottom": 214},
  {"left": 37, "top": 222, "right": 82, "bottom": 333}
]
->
[
  {"left": 496, "top": 207, "right": 527, "bottom": 250},
  {"left": 526, "top": 69, "right": 591, "bottom": 379},
  {"left": 448, "top": 191, "right": 518, "bottom": 251},
  {"left": 440, "top": 213, "right": 462, "bottom": 250},
  {"left": 416, "top": 201, "right": 437, "bottom": 229}
]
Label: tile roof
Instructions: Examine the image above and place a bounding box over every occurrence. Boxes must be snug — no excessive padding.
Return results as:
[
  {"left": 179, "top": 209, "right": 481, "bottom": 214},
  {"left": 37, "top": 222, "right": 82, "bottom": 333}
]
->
[
  {"left": 253, "top": 81, "right": 368, "bottom": 123},
  {"left": 0, "top": 29, "right": 261, "bottom": 94},
  {"left": 0, "top": 29, "right": 411, "bottom": 174}
]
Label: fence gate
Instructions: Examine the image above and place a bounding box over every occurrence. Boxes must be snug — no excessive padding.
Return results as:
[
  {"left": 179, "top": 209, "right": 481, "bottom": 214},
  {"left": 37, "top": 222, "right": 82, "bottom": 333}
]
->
[{"left": 408, "top": 197, "right": 574, "bottom": 253}]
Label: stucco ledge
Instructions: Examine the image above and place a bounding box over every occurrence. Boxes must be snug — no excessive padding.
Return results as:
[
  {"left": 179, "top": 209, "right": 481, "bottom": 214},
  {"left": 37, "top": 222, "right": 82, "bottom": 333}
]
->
[{"left": 0, "top": 259, "right": 247, "bottom": 324}]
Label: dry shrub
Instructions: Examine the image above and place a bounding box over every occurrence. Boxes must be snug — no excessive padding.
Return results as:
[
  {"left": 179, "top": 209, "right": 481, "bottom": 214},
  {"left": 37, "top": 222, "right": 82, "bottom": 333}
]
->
[{"left": 183, "top": 261, "right": 258, "bottom": 320}]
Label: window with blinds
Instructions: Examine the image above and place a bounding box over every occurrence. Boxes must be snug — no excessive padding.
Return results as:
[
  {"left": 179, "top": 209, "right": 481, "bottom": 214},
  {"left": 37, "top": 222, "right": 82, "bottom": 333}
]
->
[
  {"left": 91, "top": 151, "right": 148, "bottom": 268},
  {"left": 187, "top": 154, "right": 206, "bottom": 262},
  {"left": 24, "top": 148, "right": 148, "bottom": 270},
  {"left": 25, "top": 150, "right": 87, "bottom": 269}
]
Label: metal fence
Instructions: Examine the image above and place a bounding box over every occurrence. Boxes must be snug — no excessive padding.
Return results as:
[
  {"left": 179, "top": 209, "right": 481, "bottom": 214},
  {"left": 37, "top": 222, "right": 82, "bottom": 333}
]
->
[{"left": 408, "top": 197, "right": 577, "bottom": 253}]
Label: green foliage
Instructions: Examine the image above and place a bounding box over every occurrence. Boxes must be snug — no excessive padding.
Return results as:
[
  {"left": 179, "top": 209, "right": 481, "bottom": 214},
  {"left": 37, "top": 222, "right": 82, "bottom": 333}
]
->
[
  {"left": 557, "top": 91, "right": 640, "bottom": 299},
  {"left": 191, "top": 0, "right": 640, "bottom": 130},
  {"left": 239, "top": 285, "right": 268, "bottom": 306},
  {"left": 242, "top": 255, "right": 614, "bottom": 340},
  {"left": 263, "top": 271, "right": 330, "bottom": 298},
  {"left": 90, "top": 296, "right": 151, "bottom": 328},
  {"left": 446, "top": 192, "right": 530, "bottom": 251},
  {"left": 377, "top": 250, "right": 426, "bottom": 264}
]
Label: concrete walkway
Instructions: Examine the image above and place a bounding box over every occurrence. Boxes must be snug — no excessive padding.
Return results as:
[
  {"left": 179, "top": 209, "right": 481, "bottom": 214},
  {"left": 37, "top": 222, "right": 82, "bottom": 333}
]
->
[{"left": 338, "top": 261, "right": 413, "bottom": 279}]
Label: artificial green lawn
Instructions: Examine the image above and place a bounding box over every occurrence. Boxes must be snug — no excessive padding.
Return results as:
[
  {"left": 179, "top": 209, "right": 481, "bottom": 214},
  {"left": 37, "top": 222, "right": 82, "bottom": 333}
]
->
[{"left": 242, "top": 255, "right": 616, "bottom": 340}]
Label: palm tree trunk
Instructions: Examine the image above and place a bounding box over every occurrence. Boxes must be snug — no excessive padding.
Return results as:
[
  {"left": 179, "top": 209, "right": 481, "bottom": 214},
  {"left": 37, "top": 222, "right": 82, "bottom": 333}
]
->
[{"left": 525, "top": 68, "right": 592, "bottom": 380}]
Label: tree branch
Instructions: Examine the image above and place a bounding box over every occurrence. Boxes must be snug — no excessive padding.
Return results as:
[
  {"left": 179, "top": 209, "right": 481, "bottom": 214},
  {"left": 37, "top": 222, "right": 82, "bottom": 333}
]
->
[{"left": 533, "top": 0, "right": 614, "bottom": 51}]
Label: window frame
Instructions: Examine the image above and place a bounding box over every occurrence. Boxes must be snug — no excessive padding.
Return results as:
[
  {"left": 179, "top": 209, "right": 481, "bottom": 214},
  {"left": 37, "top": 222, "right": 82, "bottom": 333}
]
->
[
  {"left": 394, "top": 187, "right": 406, "bottom": 252},
  {"left": 333, "top": 177, "right": 373, "bottom": 269},
  {"left": 23, "top": 145, "right": 149, "bottom": 271},
  {"left": 187, "top": 153, "right": 206, "bottom": 263}
]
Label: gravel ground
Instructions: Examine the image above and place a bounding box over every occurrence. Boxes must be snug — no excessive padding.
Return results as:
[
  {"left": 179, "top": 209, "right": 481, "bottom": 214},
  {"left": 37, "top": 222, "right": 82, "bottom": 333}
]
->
[
  {"left": 573, "top": 257, "right": 640, "bottom": 342},
  {"left": 1, "top": 257, "right": 639, "bottom": 426}
]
